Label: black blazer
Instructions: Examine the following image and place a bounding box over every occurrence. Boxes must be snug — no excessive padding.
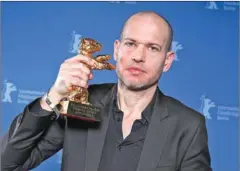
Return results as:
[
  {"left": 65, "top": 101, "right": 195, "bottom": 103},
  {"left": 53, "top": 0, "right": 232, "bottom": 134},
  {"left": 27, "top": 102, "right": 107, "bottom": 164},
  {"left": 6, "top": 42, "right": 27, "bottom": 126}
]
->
[{"left": 1, "top": 83, "right": 212, "bottom": 171}]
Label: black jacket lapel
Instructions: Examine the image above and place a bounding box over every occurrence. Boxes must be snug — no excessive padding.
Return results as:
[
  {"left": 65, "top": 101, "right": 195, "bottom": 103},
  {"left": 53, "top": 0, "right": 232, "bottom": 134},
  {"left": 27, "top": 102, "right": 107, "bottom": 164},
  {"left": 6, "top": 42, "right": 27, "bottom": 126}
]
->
[
  {"left": 85, "top": 84, "right": 115, "bottom": 171},
  {"left": 137, "top": 89, "right": 171, "bottom": 171}
]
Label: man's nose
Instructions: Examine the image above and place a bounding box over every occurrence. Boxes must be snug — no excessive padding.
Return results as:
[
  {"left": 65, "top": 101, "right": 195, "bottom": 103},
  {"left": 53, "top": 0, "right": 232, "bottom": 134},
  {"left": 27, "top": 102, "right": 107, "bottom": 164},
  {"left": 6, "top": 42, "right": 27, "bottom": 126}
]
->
[{"left": 132, "top": 45, "right": 146, "bottom": 62}]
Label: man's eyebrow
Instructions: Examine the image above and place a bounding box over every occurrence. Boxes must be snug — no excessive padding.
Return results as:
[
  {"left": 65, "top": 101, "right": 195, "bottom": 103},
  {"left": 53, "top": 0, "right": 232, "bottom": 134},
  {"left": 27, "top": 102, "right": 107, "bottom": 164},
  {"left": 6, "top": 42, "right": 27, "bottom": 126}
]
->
[
  {"left": 148, "top": 42, "right": 161, "bottom": 47},
  {"left": 123, "top": 38, "right": 136, "bottom": 42},
  {"left": 123, "top": 37, "right": 162, "bottom": 49}
]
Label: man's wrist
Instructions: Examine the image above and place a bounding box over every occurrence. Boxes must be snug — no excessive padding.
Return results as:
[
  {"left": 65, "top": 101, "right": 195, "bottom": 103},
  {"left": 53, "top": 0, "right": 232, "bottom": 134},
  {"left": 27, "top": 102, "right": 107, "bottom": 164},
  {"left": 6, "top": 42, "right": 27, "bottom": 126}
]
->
[
  {"left": 40, "top": 88, "right": 62, "bottom": 112},
  {"left": 47, "top": 88, "right": 63, "bottom": 106},
  {"left": 41, "top": 88, "right": 63, "bottom": 119}
]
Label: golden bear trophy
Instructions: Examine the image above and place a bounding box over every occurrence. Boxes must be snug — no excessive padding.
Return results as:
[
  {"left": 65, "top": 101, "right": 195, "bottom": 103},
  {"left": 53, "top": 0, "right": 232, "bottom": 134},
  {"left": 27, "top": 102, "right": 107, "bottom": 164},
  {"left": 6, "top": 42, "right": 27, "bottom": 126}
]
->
[{"left": 59, "top": 38, "right": 115, "bottom": 122}]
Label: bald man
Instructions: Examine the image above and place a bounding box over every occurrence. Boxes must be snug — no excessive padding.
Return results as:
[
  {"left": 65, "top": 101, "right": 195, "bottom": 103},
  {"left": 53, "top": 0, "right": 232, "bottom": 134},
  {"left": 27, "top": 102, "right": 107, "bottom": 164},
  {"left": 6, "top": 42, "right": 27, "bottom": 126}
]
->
[{"left": 1, "top": 11, "right": 212, "bottom": 171}]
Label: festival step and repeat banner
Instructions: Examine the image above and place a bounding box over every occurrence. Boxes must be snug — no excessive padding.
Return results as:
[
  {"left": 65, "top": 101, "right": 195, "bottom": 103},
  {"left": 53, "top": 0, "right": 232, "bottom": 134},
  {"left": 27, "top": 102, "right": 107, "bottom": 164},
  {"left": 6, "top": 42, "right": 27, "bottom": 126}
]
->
[{"left": 1, "top": 1, "right": 239, "bottom": 171}]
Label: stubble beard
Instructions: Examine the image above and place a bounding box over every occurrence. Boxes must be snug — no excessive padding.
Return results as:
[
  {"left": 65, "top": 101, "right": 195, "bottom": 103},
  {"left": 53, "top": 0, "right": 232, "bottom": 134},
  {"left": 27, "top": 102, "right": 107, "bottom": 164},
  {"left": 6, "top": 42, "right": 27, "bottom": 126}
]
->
[{"left": 116, "top": 67, "right": 161, "bottom": 92}]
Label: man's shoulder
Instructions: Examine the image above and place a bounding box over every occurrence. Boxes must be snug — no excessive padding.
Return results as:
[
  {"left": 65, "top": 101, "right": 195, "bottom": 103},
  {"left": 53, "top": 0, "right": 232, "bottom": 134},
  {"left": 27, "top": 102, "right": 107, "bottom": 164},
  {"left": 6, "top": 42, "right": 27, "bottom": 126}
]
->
[{"left": 162, "top": 94, "right": 205, "bottom": 125}]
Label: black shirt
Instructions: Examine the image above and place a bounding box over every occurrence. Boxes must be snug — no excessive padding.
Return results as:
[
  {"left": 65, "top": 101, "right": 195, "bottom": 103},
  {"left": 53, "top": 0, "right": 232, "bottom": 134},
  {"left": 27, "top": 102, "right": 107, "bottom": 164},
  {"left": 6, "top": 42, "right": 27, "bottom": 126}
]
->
[{"left": 98, "top": 89, "right": 155, "bottom": 171}]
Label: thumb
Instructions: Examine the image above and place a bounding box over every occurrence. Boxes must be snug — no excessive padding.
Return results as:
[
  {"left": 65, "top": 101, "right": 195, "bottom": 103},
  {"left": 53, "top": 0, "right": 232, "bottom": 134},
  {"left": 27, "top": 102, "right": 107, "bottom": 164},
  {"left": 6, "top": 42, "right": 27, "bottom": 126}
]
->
[{"left": 88, "top": 73, "right": 93, "bottom": 80}]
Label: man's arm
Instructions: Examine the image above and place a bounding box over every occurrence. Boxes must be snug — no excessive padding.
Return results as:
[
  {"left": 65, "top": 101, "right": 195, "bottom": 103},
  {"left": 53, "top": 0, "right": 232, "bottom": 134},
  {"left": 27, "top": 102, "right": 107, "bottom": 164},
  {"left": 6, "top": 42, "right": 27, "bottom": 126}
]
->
[
  {"left": 1, "top": 53, "right": 97, "bottom": 171},
  {"left": 1, "top": 98, "right": 65, "bottom": 171},
  {"left": 180, "top": 116, "right": 212, "bottom": 171}
]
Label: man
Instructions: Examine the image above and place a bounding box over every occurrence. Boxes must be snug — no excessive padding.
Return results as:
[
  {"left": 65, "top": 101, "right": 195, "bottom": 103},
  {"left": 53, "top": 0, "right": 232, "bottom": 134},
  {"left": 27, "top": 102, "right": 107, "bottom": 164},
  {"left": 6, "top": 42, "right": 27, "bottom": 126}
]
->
[{"left": 1, "top": 11, "right": 212, "bottom": 171}]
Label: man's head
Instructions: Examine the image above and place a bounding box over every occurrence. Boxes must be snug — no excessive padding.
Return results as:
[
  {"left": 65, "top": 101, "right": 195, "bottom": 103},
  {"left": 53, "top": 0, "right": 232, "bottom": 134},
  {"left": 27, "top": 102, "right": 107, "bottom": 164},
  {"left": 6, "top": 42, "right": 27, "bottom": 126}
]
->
[{"left": 114, "top": 11, "right": 175, "bottom": 91}]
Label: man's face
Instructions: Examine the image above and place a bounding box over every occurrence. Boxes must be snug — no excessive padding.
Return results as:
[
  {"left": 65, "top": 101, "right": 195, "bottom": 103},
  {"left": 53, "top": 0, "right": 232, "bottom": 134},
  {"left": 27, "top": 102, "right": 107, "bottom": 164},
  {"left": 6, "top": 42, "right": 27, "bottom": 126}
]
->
[{"left": 114, "top": 15, "right": 175, "bottom": 91}]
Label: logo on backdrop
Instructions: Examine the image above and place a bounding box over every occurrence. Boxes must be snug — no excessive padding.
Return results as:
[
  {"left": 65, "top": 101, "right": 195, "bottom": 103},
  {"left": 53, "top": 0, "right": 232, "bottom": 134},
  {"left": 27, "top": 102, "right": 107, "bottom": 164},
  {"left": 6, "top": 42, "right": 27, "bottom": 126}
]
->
[
  {"left": 200, "top": 94, "right": 239, "bottom": 121},
  {"left": 1, "top": 80, "right": 17, "bottom": 103},
  {"left": 205, "top": 1, "right": 239, "bottom": 12},
  {"left": 206, "top": 2, "right": 218, "bottom": 10},
  {"left": 200, "top": 95, "right": 216, "bottom": 119},
  {"left": 171, "top": 41, "right": 183, "bottom": 61},
  {"left": 1, "top": 79, "right": 46, "bottom": 105},
  {"left": 69, "top": 31, "right": 82, "bottom": 54}
]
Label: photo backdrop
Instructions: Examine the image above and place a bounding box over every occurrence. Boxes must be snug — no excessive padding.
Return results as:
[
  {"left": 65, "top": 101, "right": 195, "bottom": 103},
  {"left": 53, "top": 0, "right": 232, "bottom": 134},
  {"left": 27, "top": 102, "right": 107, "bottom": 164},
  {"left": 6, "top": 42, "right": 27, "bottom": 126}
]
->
[{"left": 1, "top": 1, "right": 239, "bottom": 171}]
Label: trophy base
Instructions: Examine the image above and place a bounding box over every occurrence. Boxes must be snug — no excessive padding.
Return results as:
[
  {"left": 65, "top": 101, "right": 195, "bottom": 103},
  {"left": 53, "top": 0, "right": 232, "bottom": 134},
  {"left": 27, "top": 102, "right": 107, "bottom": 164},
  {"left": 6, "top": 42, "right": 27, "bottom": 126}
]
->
[{"left": 59, "top": 100, "right": 101, "bottom": 122}]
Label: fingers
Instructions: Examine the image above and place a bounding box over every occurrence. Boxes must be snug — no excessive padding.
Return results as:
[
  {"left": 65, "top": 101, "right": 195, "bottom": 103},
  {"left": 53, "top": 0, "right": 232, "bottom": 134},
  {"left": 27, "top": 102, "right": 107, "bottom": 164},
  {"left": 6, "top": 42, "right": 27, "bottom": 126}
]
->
[
  {"left": 64, "top": 54, "right": 95, "bottom": 67},
  {"left": 63, "top": 68, "right": 93, "bottom": 81},
  {"left": 60, "top": 62, "right": 93, "bottom": 80},
  {"left": 52, "top": 54, "right": 95, "bottom": 96},
  {"left": 63, "top": 74, "right": 88, "bottom": 89},
  {"left": 67, "top": 76, "right": 89, "bottom": 89},
  {"left": 89, "top": 73, "right": 93, "bottom": 80},
  {"left": 66, "top": 63, "right": 91, "bottom": 75}
]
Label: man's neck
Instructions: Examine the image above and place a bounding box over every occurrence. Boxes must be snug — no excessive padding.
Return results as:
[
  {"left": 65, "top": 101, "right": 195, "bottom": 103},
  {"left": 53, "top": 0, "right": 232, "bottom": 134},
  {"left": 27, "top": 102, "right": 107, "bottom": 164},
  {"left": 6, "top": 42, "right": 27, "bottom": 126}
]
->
[{"left": 117, "top": 82, "right": 157, "bottom": 119}]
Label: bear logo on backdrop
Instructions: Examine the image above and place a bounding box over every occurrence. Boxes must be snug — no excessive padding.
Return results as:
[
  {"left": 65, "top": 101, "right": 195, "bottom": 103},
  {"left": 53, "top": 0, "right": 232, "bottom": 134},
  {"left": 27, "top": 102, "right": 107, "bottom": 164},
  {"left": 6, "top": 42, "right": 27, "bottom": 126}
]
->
[
  {"left": 200, "top": 94, "right": 216, "bottom": 120},
  {"left": 171, "top": 41, "right": 183, "bottom": 61},
  {"left": 69, "top": 31, "right": 82, "bottom": 54},
  {"left": 205, "top": 1, "right": 239, "bottom": 12},
  {"left": 1, "top": 80, "right": 17, "bottom": 103},
  {"left": 206, "top": 2, "right": 218, "bottom": 10},
  {"left": 1, "top": 79, "right": 46, "bottom": 105},
  {"left": 199, "top": 94, "right": 239, "bottom": 121}
]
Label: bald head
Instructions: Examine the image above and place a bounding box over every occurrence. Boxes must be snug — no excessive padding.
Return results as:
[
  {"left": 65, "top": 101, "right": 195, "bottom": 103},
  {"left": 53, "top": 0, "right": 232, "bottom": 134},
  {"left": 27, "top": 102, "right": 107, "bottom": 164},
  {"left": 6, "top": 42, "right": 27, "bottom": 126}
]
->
[{"left": 120, "top": 11, "right": 173, "bottom": 52}]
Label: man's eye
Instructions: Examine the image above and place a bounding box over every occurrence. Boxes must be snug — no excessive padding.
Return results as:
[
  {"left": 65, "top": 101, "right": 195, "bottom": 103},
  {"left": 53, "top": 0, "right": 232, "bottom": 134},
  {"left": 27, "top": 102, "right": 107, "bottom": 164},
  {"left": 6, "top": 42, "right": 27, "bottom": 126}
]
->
[
  {"left": 150, "top": 46, "right": 160, "bottom": 51},
  {"left": 125, "top": 42, "right": 135, "bottom": 47}
]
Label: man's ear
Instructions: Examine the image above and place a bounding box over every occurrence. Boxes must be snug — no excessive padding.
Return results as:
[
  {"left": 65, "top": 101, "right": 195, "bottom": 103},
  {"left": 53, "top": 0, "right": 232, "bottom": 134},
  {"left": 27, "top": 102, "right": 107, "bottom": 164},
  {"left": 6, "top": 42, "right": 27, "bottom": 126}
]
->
[
  {"left": 163, "top": 51, "right": 175, "bottom": 72},
  {"left": 113, "top": 40, "right": 120, "bottom": 61}
]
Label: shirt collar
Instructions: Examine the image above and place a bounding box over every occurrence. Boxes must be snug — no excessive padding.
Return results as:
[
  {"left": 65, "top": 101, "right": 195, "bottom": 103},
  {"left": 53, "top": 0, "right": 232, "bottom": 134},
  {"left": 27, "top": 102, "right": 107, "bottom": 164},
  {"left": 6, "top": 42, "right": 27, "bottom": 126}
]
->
[{"left": 112, "top": 85, "right": 157, "bottom": 123}]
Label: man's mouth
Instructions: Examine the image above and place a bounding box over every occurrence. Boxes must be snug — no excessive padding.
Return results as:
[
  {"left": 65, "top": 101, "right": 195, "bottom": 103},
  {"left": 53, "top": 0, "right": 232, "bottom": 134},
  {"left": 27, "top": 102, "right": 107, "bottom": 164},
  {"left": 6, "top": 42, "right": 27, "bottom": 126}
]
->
[{"left": 127, "top": 67, "right": 145, "bottom": 74}]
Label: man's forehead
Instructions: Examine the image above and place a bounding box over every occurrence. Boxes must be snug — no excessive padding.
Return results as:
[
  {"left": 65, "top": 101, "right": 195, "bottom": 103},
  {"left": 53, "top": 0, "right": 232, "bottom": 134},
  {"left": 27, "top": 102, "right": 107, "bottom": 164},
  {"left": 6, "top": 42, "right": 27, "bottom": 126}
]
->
[
  {"left": 122, "top": 18, "right": 168, "bottom": 42},
  {"left": 125, "top": 13, "right": 169, "bottom": 29},
  {"left": 122, "top": 14, "right": 169, "bottom": 36}
]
